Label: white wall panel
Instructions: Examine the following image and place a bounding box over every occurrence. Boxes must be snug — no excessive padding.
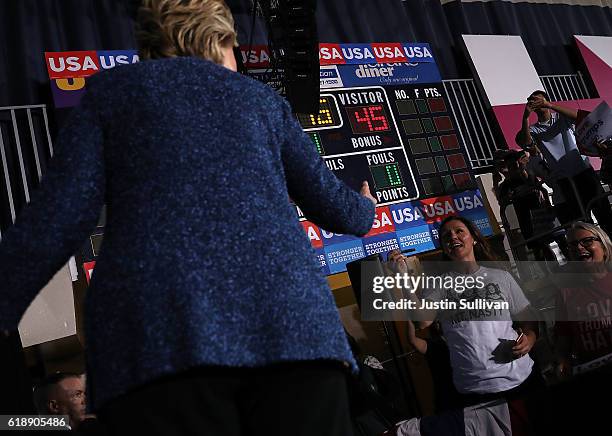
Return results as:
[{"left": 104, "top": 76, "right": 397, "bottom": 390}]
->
[
  {"left": 18, "top": 264, "right": 77, "bottom": 347},
  {"left": 462, "top": 34, "right": 543, "bottom": 106}
]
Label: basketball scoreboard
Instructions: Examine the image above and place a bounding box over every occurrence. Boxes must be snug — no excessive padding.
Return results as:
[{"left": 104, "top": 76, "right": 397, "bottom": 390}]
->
[
  {"left": 286, "top": 43, "right": 493, "bottom": 274},
  {"left": 294, "top": 85, "right": 475, "bottom": 205}
]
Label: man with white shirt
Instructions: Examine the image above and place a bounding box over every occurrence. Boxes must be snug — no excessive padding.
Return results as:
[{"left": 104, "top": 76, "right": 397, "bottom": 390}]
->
[{"left": 517, "top": 90, "right": 611, "bottom": 236}]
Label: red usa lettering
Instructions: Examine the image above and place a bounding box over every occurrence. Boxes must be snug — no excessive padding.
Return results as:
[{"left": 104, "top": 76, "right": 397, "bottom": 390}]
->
[
  {"left": 45, "top": 51, "right": 100, "bottom": 79},
  {"left": 319, "top": 46, "right": 344, "bottom": 61},
  {"left": 373, "top": 46, "right": 404, "bottom": 59},
  {"left": 365, "top": 207, "right": 395, "bottom": 237},
  {"left": 51, "top": 55, "right": 97, "bottom": 72},
  {"left": 241, "top": 48, "right": 270, "bottom": 66}
]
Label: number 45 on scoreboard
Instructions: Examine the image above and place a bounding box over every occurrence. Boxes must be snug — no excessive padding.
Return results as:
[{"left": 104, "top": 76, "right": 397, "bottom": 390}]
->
[{"left": 347, "top": 105, "right": 390, "bottom": 134}]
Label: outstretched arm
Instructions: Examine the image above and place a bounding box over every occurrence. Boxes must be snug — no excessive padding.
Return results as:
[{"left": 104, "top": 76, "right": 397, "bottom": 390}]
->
[
  {"left": 279, "top": 100, "right": 375, "bottom": 235},
  {"left": 0, "top": 91, "right": 105, "bottom": 330}
]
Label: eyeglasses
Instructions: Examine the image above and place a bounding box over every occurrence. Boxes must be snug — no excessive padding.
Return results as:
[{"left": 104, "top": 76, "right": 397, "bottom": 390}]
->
[{"left": 568, "top": 236, "right": 602, "bottom": 250}]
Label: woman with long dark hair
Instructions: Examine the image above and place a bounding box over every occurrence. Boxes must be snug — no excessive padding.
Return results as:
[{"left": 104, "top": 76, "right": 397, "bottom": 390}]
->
[
  {"left": 438, "top": 215, "right": 498, "bottom": 263},
  {"left": 388, "top": 216, "right": 538, "bottom": 406}
]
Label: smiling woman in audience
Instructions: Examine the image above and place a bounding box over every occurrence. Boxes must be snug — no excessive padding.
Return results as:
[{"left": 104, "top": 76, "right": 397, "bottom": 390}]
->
[
  {"left": 388, "top": 216, "right": 539, "bottom": 403},
  {"left": 555, "top": 221, "right": 612, "bottom": 377},
  {"left": 551, "top": 221, "right": 612, "bottom": 433}
]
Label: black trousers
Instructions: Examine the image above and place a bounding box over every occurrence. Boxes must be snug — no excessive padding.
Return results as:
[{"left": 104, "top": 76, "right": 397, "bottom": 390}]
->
[
  {"left": 557, "top": 167, "right": 612, "bottom": 236},
  {"left": 98, "top": 362, "right": 354, "bottom": 436},
  {"left": 547, "top": 365, "right": 612, "bottom": 434}
]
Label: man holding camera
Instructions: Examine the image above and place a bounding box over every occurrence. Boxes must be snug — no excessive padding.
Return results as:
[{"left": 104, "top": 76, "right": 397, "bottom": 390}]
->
[{"left": 516, "top": 90, "right": 611, "bottom": 236}]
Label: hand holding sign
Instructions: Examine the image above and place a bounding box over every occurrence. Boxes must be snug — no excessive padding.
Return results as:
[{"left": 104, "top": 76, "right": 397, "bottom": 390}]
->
[
  {"left": 576, "top": 101, "right": 612, "bottom": 155},
  {"left": 595, "top": 138, "right": 610, "bottom": 157}
]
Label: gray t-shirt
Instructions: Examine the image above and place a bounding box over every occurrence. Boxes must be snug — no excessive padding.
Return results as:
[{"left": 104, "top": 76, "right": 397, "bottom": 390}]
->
[
  {"left": 529, "top": 113, "right": 590, "bottom": 179},
  {"left": 422, "top": 266, "right": 534, "bottom": 394}
]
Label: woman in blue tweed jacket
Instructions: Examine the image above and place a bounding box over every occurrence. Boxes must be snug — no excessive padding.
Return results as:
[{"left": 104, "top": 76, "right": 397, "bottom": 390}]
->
[{"left": 0, "top": 1, "right": 375, "bottom": 434}]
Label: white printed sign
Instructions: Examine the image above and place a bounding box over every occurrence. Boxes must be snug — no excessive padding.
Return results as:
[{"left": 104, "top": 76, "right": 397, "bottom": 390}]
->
[{"left": 575, "top": 100, "right": 612, "bottom": 154}]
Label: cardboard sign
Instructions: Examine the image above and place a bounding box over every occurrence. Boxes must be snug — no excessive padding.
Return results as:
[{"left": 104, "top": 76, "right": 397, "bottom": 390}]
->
[{"left": 575, "top": 100, "right": 612, "bottom": 154}]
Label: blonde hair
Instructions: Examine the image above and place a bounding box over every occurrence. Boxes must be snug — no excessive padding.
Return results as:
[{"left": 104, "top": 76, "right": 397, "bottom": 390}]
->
[
  {"left": 569, "top": 221, "right": 612, "bottom": 265},
  {"left": 137, "top": 0, "right": 238, "bottom": 63}
]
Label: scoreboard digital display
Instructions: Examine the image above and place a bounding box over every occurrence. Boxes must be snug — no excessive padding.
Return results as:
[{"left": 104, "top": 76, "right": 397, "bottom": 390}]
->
[
  {"left": 296, "top": 96, "right": 342, "bottom": 130},
  {"left": 370, "top": 163, "right": 403, "bottom": 189},
  {"left": 295, "top": 86, "right": 420, "bottom": 206},
  {"left": 346, "top": 105, "right": 390, "bottom": 133},
  {"left": 294, "top": 84, "right": 477, "bottom": 208}
]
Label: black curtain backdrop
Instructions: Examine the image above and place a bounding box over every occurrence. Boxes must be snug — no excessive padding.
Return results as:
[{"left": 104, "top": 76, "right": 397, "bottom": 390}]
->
[
  {"left": 0, "top": 331, "right": 36, "bottom": 414},
  {"left": 1, "top": 0, "right": 611, "bottom": 107},
  {"left": 441, "top": 0, "right": 612, "bottom": 76},
  {"left": 0, "top": 0, "right": 136, "bottom": 108}
]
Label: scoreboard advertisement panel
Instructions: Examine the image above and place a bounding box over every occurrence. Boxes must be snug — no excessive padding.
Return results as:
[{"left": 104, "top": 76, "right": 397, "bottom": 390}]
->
[{"left": 288, "top": 43, "right": 493, "bottom": 274}]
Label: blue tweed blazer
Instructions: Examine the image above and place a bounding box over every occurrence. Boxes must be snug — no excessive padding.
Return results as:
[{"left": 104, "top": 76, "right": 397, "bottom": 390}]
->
[{"left": 0, "top": 57, "right": 374, "bottom": 409}]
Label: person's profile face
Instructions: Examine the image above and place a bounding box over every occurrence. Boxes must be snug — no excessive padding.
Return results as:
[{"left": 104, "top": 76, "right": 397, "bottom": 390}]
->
[{"left": 51, "top": 377, "right": 86, "bottom": 428}]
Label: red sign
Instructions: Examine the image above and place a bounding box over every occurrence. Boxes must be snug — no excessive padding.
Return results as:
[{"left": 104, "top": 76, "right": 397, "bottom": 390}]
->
[
  {"left": 419, "top": 195, "right": 456, "bottom": 224},
  {"left": 365, "top": 206, "right": 396, "bottom": 237},
  {"left": 240, "top": 45, "right": 271, "bottom": 69},
  {"left": 83, "top": 261, "right": 96, "bottom": 284},
  {"left": 45, "top": 51, "right": 100, "bottom": 79},
  {"left": 319, "top": 43, "right": 346, "bottom": 66},
  {"left": 371, "top": 42, "right": 407, "bottom": 63},
  {"left": 301, "top": 221, "right": 323, "bottom": 249}
]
